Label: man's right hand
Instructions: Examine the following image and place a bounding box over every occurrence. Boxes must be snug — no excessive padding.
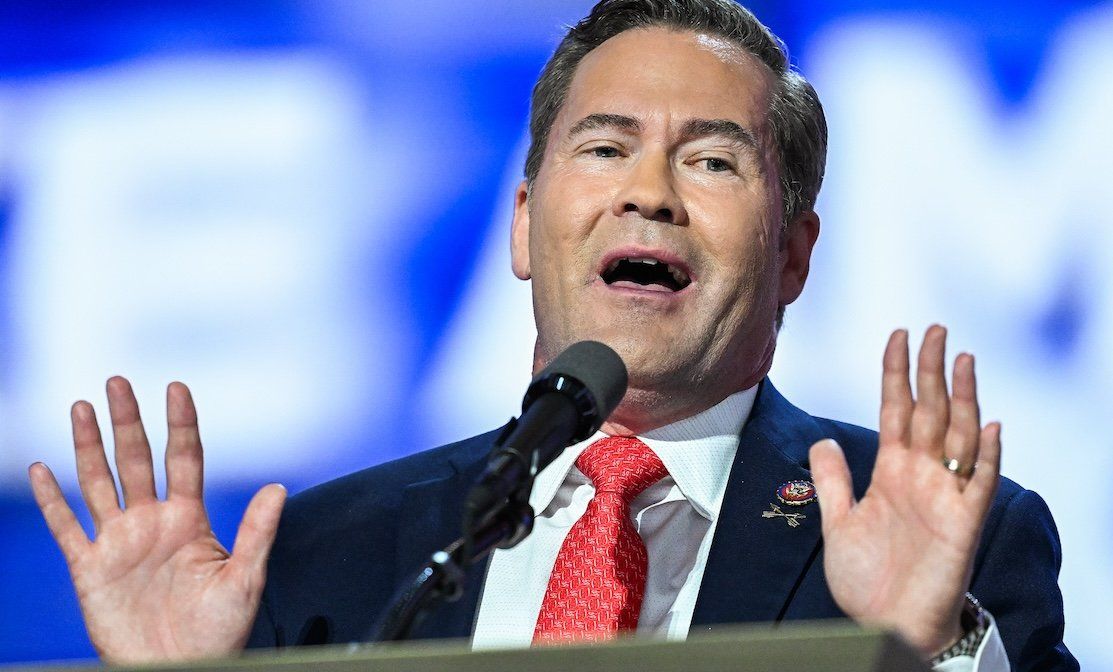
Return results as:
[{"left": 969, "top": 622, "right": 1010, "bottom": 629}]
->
[{"left": 28, "top": 377, "right": 287, "bottom": 663}]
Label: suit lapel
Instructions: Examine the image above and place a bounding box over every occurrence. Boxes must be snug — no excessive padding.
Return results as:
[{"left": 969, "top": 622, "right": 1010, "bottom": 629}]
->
[
  {"left": 390, "top": 384, "right": 831, "bottom": 637},
  {"left": 691, "top": 381, "right": 828, "bottom": 629},
  {"left": 391, "top": 432, "right": 500, "bottom": 640}
]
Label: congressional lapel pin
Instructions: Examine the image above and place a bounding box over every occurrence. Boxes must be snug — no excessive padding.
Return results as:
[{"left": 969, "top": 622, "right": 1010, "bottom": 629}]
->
[
  {"left": 762, "top": 503, "right": 806, "bottom": 528},
  {"left": 775, "top": 480, "right": 817, "bottom": 506}
]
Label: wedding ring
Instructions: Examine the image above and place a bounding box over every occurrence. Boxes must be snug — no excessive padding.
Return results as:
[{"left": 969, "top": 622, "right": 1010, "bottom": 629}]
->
[{"left": 942, "top": 456, "right": 974, "bottom": 477}]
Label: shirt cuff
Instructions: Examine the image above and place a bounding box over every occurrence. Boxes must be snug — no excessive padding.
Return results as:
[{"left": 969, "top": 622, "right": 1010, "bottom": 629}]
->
[{"left": 932, "top": 612, "right": 1009, "bottom": 672}]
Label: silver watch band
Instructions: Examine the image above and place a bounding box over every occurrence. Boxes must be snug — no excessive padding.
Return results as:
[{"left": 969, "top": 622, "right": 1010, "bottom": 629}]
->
[{"left": 929, "top": 592, "right": 990, "bottom": 666}]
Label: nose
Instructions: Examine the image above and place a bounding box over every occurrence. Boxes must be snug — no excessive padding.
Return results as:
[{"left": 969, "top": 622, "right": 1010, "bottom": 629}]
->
[{"left": 611, "top": 151, "right": 688, "bottom": 226}]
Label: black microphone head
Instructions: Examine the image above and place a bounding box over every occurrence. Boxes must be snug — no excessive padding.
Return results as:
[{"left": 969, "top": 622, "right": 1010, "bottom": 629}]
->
[{"left": 524, "top": 340, "right": 628, "bottom": 440}]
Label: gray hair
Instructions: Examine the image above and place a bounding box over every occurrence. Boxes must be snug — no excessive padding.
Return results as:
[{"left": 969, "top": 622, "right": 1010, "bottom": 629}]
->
[{"left": 524, "top": 0, "right": 827, "bottom": 230}]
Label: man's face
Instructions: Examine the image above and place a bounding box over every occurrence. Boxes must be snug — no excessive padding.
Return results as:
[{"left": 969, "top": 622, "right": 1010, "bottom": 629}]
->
[{"left": 512, "top": 28, "right": 815, "bottom": 428}]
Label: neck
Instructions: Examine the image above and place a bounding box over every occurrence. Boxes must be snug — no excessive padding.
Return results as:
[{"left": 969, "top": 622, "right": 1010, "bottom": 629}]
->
[
  {"left": 599, "top": 368, "right": 766, "bottom": 436},
  {"left": 606, "top": 327, "right": 778, "bottom": 436},
  {"left": 531, "top": 328, "right": 778, "bottom": 437}
]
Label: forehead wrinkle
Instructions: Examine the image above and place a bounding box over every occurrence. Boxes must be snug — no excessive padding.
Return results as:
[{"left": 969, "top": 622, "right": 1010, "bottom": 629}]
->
[{"left": 567, "top": 113, "right": 642, "bottom": 139}]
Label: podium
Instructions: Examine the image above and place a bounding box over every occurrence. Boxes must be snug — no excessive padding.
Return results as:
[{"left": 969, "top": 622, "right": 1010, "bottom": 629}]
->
[{"left": 6, "top": 622, "right": 929, "bottom": 671}]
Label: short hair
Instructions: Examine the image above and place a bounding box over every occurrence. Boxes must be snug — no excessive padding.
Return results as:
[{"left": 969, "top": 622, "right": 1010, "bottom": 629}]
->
[{"left": 524, "top": 0, "right": 827, "bottom": 230}]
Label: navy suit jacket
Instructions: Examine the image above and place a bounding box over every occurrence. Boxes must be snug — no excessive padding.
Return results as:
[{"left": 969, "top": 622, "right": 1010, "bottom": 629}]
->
[{"left": 248, "top": 381, "right": 1077, "bottom": 670}]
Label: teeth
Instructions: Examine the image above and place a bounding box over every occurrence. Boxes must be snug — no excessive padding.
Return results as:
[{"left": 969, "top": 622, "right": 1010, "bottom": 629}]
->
[
  {"left": 603, "top": 256, "right": 691, "bottom": 288},
  {"left": 668, "top": 265, "right": 689, "bottom": 286}
]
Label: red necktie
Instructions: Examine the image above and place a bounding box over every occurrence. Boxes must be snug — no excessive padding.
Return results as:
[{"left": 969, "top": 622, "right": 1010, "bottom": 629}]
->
[{"left": 533, "top": 436, "right": 668, "bottom": 644}]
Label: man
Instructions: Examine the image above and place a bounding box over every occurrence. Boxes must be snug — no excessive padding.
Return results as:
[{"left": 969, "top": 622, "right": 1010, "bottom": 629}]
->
[{"left": 27, "top": 0, "right": 1075, "bottom": 669}]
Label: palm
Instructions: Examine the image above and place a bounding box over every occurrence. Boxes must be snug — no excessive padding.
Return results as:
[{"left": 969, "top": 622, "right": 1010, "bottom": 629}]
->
[
  {"left": 809, "top": 328, "right": 1001, "bottom": 655},
  {"left": 29, "top": 379, "right": 285, "bottom": 663},
  {"left": 73, "top": 500, "right": 238, "bottom": 658}
]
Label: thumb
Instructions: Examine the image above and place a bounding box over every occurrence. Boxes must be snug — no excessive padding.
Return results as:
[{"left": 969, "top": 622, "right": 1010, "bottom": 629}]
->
[
  {"left": 809, "top": 439, "right": 855, "bottom": 530},
  {"left": 230, "top": 483, "right": 287, "bottom": 574}
]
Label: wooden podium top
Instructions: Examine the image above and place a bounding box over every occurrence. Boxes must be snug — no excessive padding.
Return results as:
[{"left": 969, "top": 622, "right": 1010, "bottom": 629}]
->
[{"left": 9, "top": 622, "right": 929, "bottom": 672}]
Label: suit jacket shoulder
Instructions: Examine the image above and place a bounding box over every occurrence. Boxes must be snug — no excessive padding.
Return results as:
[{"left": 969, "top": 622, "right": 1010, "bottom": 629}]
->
[
  {"left": 247, "top": 429, "right": 500, "bottom": 647},
  {"left": 722, "top": 383, "right": 1076, "bottom": 671},
  {"left": 806, "top": 413, "right": 1073, "bottom": 669}
]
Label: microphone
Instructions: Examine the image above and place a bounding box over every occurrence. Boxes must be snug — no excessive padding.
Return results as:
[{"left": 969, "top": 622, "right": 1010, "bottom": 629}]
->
[
  {"left": 464, "top": 340, "right": 627, "bottom": 533},
  {"left": 372, "top": 341, "right": 627, "bottom": 642}
]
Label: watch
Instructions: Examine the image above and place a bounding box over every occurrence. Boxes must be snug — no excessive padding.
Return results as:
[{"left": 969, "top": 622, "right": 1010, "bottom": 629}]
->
[{"left": 928, "top": 592, "right": 990, "bottom": 666}]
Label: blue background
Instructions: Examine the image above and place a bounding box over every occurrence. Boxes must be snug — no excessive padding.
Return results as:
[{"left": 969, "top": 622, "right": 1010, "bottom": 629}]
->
[{"left": 1, "top": 0, "right": 1110, "bottom": 667}]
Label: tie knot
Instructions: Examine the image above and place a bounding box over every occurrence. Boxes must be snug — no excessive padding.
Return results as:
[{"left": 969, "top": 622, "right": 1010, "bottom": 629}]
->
[{"left": 575, "top": 436, "right": 668, "bottom": 503}]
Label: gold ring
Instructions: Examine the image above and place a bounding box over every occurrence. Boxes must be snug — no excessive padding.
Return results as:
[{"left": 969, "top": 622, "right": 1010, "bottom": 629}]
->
[{"left": 942, "top": 456, "right": 974, "bottom": 477}]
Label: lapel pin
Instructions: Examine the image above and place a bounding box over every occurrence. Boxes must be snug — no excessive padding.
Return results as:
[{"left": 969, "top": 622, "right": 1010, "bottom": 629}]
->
[
  {"left": 776, "top": 480, "right": 817, "bottom": 506},
  {"left": 762, "top": 503, "right": 806, "bottom": 528}
]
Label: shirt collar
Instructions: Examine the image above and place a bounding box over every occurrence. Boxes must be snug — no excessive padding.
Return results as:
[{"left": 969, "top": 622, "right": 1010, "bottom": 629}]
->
[{"left": 528, "top": 385, "right": 758, "bottom": 521}]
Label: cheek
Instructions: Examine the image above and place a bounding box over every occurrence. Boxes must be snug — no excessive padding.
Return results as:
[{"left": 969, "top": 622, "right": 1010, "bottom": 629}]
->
[
  {"left": 555, "top": 166, "right": 615, "bottom": 218},
  {"left": 694, "top": 196, "right": 776, "bottom": 275},
  {"left": 693, "top": 209, "right": 783, "bottom": 326},
  {"left": 532, "top": 174, "right": 612, "bottom": 268}
]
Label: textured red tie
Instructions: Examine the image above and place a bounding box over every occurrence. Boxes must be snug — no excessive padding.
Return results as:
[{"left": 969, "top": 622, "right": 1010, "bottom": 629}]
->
[{"left": 533, "top": 436, "right": 668, "bottom": 644}]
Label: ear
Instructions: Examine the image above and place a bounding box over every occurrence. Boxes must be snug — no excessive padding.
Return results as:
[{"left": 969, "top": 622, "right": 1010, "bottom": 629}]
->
[
  {"left": 510, "top": 180, "right": 532, "bottom": 280},
  {"left": 778, "top": 210, "right": 820, "bottom": 307}
]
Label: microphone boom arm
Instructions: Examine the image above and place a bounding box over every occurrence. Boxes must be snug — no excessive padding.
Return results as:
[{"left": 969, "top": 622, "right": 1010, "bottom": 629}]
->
[{"left": 368, "top": 341, "right": 627, "bottom": 644}]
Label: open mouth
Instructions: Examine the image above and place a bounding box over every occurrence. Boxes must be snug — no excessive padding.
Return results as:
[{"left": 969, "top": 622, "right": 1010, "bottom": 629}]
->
[{"left": 600, "top": 256, "right": 692, "bottom": 292}]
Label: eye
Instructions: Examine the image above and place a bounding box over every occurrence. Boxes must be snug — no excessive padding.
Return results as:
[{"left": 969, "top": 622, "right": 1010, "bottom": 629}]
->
[
  {"left": 701, "top": 157, "right": 734, "bottom": 173},
  {"left": 590, "top": 146, "right": 621, "bottom": 158}
]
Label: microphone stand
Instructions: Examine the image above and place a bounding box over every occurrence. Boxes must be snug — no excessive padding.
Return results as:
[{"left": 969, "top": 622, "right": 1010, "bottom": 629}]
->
[
  {"left": 367, "top": 341, "right": 626, "bottom": 644},
  {"left": 371, "top": 419, "right": 537, "bottom": 643}
]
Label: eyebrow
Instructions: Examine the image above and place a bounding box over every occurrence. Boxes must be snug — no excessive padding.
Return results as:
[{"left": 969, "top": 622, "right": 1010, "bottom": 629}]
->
[
  {"left": 567, "top": 113, "right": 642, "bottom": 138},
  {"left": 678, "top": 118, "right": 759, "bottom": 151},
  {"left": 566, "top": 113, "right": 759, "bottom": 153}
]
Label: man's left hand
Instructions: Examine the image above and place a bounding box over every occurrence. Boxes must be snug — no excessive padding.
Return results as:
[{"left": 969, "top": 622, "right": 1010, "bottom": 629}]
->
[{"left": 809, "top": 325, "right": 1001, "bottom": 656}]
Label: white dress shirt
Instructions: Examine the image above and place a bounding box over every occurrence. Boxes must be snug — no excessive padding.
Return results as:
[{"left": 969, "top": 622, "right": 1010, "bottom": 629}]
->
[{"left": 471, "top": 388, "right": 1008, "bottom": 671}]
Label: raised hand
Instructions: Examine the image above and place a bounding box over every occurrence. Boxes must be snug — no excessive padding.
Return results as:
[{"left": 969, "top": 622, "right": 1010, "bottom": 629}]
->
[
  {"left": 28, "top": 377, "right": 286, "bottom": 663},
  {"left": 809, "top": 326, "right": 1001, "bottom": 656}
]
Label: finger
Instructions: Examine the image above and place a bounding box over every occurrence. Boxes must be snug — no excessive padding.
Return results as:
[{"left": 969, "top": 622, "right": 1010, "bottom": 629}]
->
[
  {"left": 165, "top": 382, "right": 204, "bottom": 501},
  {"left": 107, "top": 377, "right": 157, "bottom": 507},
  {"left": 943, "top": 353, "right": 980, "bottom": 486},
  {"left": 965, "top": 422, "right": 1002, "bottom": 511},
  {"left": 910, "top": 325, "right": 949, "bottom": 455},
  {"left": 230, "top": 484, "right": 287, "bottom": 575},
  {"left": 809, "top": 439, "right": 855, "bottom": 530},
  {"left": 71, "top": 400, "right": 123, "bottom": 529},
  {"left": 28, "top": 462, "right": 91, "bottom": 564},
  {"left": 879, "top": 329, "right": 913, "bottom": 448}
]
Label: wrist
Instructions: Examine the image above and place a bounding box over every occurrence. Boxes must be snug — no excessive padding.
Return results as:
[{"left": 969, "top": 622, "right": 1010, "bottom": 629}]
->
[{"left": 928, "top": 593, "right": 990, "bottom": 665}]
